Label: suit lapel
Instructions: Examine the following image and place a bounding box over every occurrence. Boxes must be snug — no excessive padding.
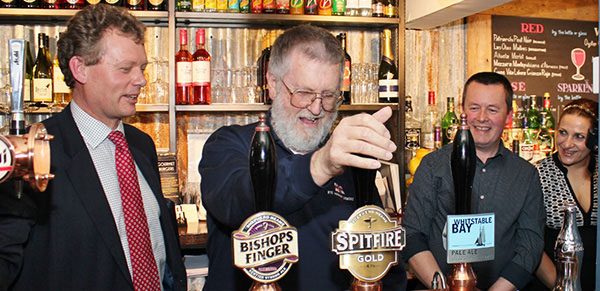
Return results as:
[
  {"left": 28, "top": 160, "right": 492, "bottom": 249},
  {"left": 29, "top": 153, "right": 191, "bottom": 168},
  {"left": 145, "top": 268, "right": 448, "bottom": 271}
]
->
[{"left": 53, "top": 108, "right": 133, "bottom": 285}]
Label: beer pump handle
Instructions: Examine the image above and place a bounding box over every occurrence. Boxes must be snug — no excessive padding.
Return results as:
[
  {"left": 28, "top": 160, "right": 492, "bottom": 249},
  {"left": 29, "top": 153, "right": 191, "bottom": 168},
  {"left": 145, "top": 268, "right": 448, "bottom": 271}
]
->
[{"left": 249, "top": 112, "right": 277, "bottom": 212}]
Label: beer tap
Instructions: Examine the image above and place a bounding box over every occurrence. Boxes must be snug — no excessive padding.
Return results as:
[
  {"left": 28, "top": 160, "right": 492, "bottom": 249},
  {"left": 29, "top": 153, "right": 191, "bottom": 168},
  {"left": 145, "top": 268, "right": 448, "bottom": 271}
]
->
[
  {"left": 447, "top": 113, "right": 477, "bottom": 291},
  {"left": 0, "top": 39, "right": 54, "bottom": 194}
]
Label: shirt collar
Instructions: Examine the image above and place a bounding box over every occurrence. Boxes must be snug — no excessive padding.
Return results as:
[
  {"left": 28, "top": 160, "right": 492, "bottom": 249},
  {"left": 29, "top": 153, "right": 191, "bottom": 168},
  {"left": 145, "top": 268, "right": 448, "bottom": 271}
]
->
[{"left": 71, "top": 100, "right": 124, "bottom": 149}]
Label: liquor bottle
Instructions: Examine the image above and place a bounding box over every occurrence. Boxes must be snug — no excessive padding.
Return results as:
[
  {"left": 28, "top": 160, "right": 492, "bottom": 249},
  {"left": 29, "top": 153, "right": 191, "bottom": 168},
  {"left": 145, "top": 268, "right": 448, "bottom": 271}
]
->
[
  {"left": 103, "top": 0, "right": 122, "bottom": 6},
  {"left": 421, "top": 91, "right": 437, "bottom": 150},
  {"left": 249, "top": 112, "right": 277, "bottom": 212},
  {"left": 289, "top": 0, "right": 302, "bottom": 14},
  {"left": 377, "top": 29, "right": 398, "bottom": 103},
  {"left": 0, "top": 0, "right": 17, "bottom": 7},
  {"left": 552, "top": 203, "right": 584, "bottom": 291},
  {"left": 126, "top": 0, "right": 144, "bottom": 10},
  {"left": 216, "top": 0, "right": 227, "bottom": 12},
  {"left": 175, "top": 29, "right": 193, "bottom": 105},
  {"left": 404, "top": 95, "right": 421, "bottom": 151},
  {"left": 303, "top": 0, "right": 316, "bottom": 14},
  {"left": 239, "top": 0, "right": 248, "bottom": 12},
  {"left": 33, "top": 33, "right": 53, "bottom": 105},
  {"left": 24, "top": 41, "right": 33, "bottom": 104},
  {"left": 357, "top": 0, "right": 371, "bottom": 16},
  {"left": 538, "top": 112, "right": 554, "bottom": 156},
  {"left": 542, "top": 92, "right": 555, "bottom": 131},
  {"left": 441, "top": 96, "right": 458, "bottom": 145},
  {"left": 204, "top": 0, "right": 215, "bottom": 11},
  {"left": 372, "top": 0, "right": 383, "bottom": 17},
  {"left": 519, "top": 118, "right": 534, "bottom": 162},
  {"left": 331, "top": 0, "right": 343, "bottom": 15},
  {"left": 317, "top": 0, "right": 330, "bottom": 15},
  {"left": 20, "top": 0, "right": 39, "bottom": 8},
  {"left": 434, "top": 125, "right": 442, "bottom": 150},
  {"left": 275, "top": 0, "right": 288, "bottom": 13},
  {"left": 337, "top": 33, "right": 351, "bottom": 105},
  {"left": 42, "top": 0, "right": 59, "bottom": 9},
  {"left": 227, "top": 0, "right": 239, "bottom": 12},
  {"left": 344, "top": 0, "right": 357, "bottom": 15},
  {"left": 44, "top": 34, "right": 51, "bottom": 65},
  {"left": 262, "top": 0, "right": 275, "bottom": 13},
  {"left": 148, "top": 0, "right": 166, "bottom": 10},
  {"left": 192, "top": 29, "right": 211, "bottom": 105},
  {"left": 526, "top": 95, "right": 540, "bottom": 132},
  {"left": 250, "top": 0, "right": 261, "bottom": 13},
  {"left": 53, "top": 55, "right": 71, "bottom": 108},
  {"left": 383, "top": 0, "right": 396, "bottom": 17},
  {"left": 63, "top": 0, "right": 83, "bottom": 9}
]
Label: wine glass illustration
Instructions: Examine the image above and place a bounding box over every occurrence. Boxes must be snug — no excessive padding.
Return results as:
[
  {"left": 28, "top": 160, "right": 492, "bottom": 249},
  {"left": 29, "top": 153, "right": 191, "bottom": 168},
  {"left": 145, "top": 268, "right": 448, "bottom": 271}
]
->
[{"left": 571, "top": 48, "right": 586, "bottom": 81}]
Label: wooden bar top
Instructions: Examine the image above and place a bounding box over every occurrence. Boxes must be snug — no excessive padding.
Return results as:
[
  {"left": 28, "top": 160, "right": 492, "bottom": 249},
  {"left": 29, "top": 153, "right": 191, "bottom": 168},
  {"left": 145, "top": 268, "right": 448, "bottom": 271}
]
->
[{"left": 178, "top": 221, "right": 208, "bottom": 249}]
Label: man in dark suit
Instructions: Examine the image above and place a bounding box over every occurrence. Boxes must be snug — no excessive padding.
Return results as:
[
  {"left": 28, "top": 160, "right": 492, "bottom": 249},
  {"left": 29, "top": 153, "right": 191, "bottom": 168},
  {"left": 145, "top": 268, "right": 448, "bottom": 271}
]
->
[{"left": 0, "top": 4, "right": 186, "bottom": 290}]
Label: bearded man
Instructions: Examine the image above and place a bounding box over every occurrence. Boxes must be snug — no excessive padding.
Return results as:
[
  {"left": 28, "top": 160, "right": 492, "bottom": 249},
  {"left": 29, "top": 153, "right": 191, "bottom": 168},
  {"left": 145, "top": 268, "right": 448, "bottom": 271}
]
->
[{"left": 198, "top": 24, "right": 406, "bottom": 290}]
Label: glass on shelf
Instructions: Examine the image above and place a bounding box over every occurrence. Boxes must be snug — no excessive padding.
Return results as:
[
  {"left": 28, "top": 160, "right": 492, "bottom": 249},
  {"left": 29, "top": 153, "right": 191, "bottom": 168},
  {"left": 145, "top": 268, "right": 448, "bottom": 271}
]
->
[{"left": 148, "top": 59, "right": 169, "bottom": 104}]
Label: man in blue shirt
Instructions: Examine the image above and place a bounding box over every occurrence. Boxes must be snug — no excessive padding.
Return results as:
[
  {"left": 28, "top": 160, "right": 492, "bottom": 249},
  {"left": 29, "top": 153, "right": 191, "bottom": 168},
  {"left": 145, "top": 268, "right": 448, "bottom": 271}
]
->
[{"left": 199, "top": 24, "right": 406, "bottom": 290}]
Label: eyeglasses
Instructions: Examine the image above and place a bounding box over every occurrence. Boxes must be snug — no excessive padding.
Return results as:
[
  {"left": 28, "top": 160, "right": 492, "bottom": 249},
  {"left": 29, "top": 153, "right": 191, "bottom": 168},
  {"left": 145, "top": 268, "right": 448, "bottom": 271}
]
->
[{"left": 281, "top": 79, "right": 342, "bottom": 112}]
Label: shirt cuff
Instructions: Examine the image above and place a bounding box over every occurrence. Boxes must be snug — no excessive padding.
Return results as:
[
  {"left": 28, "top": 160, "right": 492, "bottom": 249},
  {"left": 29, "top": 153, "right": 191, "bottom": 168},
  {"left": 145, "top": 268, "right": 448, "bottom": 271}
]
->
[{"left": 500, "top": 260, "right": 533, "bottom": 289}]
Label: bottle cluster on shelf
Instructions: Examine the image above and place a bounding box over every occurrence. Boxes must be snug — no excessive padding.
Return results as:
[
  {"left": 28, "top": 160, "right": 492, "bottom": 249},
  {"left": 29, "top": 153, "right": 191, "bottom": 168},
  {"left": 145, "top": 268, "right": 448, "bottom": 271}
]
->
[
  {"left": 404, "top": 91, "right": 557, "bottom": 171},
  {"left": 0, "top": 0, "right": 166, "bottom": 10},
  {"left": 175, "top": 27, "right": 397, "bottom": 106},
  {"left": 176, "top": 0, "right": 397, "bottom": 17},
  {"left": 504, "top": 92, "right": 556, "bottom": 164}
]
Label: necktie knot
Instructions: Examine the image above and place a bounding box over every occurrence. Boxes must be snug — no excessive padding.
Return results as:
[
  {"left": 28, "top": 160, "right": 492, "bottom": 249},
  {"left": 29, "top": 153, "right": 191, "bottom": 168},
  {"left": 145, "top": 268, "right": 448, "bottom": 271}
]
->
[{"left": 108, "top": 130, "right": 127, "bottom": 148}]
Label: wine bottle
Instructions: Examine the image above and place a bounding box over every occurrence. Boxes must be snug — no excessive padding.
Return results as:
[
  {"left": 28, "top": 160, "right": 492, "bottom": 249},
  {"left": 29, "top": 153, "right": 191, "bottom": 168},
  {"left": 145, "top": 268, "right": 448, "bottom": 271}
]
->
[
  {"left": 526, "top": 95, "right": 540, "bottom": 131},
  {"left": 175, "top": 29, "right": 193, "bottom": 105},
  {"left": 542, "top": 92, "right": 555, "bottom": 131},
  {"left": 552, "top": 203, "right": 584, "bottom": 291},
  {"left": 192, "top": 29, "right": 211, "bottom": 105},
  {"left": 147, "top": 0, "right": 166, "bottom": 10},
  {"left": 24, "top": 41, "right": 33, "bottom": 104},
  {"left": 126, "top": 0, "right": 144, "bottom": 10},
  {"left": 377, "top": 29, "right": 398, "bottom": 103},
  {"left": 289, "top": 0, "right": 302, "bottom": 14},
  {"left": 441, "top": 96, "right": 459, "bottom": 145},
  {"left": 53, "top": 54, "right": 71, "bottom": 107},
  {"left": 421, "top": 91, "right": 437, "bottom": 150},
  {"left": 337, "top": 33, "right": 351, "bottom": 105},
  {"left": 451, "top": 113, "right": 476, "bottom": 215},
  {"left": 249, "top": 112, "right": 277, "bottom": 212},
  {"left": 33, "top": 33, "right": 53, "bottom": 104}
]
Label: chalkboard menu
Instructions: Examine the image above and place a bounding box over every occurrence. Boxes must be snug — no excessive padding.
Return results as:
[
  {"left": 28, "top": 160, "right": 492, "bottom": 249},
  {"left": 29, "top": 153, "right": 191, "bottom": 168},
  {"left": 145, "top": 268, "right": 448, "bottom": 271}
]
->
[{"left": 492, "top": 15, "right": 598, "bottom": 107}]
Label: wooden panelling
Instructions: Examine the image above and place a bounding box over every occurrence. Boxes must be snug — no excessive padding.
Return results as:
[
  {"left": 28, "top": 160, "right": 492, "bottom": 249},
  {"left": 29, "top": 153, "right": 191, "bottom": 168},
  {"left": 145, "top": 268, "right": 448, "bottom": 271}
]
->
[{"left": 466, "top": 15, "right": 492, "bottom": 77}]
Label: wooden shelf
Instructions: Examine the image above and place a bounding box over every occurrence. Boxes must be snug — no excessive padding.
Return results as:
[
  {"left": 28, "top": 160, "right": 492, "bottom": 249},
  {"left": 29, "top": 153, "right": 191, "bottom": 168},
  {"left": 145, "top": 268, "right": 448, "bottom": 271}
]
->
[
  {"left": 176, "top": 12, "right": 399, "bottom": 28},
  {"left": 0, "top": 8, "right": 168, "bottom": 23},
  {"left": 176, "top": 103, "right": 398, "bottom": 112},
  {"left": 136, "top": 104, "right": 169, "bottom": 112}
]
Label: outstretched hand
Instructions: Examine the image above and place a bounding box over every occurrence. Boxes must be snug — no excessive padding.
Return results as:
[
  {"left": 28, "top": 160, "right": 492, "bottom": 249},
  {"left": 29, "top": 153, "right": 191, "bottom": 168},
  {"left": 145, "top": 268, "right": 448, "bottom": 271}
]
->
[{"left": 310, "top": 106, "right": 397, "bottom": 186}]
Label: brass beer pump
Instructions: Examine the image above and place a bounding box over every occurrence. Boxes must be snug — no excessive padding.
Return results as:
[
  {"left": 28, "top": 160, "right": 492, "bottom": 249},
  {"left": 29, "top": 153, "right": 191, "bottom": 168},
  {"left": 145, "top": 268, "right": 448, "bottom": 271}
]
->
[
  {"left": 447, "top": 113, "right": 477, "bottom": 291},
  {"left": 0, "top": 39, "right": 53, "bottom": 193}
]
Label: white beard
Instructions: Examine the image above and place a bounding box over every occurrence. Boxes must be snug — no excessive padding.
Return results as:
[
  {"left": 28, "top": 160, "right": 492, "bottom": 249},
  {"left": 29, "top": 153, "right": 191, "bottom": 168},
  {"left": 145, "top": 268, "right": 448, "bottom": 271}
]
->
[{"left": 270, "top": 96, "right": 337, "bottom": 153}]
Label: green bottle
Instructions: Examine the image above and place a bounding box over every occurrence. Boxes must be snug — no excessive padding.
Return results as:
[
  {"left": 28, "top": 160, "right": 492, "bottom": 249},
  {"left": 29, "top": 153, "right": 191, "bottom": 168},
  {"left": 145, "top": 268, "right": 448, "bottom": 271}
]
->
[
  {"left": 542, "top": 92, "right": 555, "bottom": 131},
  {"left": 526, "top": 95, "right": 540, "bottom": 131},
  {"left": 441, "top": 96, "right": 459, "bottom": 145}
]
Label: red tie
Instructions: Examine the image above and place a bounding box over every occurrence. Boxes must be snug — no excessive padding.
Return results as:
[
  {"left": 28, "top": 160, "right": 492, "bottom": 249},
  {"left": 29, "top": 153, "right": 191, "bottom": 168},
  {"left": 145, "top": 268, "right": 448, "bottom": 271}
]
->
[{"left": 108, "top": 130, "right": 161, "bottom": 291}]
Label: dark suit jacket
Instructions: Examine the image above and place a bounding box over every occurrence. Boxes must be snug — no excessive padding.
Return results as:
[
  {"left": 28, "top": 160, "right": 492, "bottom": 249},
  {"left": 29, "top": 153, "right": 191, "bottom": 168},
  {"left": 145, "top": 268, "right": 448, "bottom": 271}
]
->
[{"left": 0, "top": 105, "right": 186, "bottom": 290}]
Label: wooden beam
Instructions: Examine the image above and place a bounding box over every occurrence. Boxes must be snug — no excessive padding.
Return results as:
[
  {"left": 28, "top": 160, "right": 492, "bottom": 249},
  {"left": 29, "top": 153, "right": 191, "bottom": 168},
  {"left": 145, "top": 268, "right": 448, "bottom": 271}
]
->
[{"left": 466, "top": 14, "right": 492, "bottom": 76}]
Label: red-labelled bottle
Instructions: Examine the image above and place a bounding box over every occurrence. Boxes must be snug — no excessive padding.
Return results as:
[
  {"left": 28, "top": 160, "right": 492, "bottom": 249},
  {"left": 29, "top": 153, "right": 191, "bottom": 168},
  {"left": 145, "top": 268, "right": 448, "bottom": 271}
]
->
[
  {"left": 249, "top": 112, "right": 277, "bottom": 212},
  {"left": 262, "top": 0, "right": 274, "bottom": 13},
  {"left": 192, "top": 29, "right": 211, "bottom": 105},
  {"left": 317, "top": 0, "right": 330, "bottom": 15},
  {"left": 126, "top": 0, "right": 144, "bottom": 9},
  {"left": 250, "top": 0, "right": 261, "bottom": 13},
  {"left": 175, "top": 29, "right": 193, "bottom": 105}
]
